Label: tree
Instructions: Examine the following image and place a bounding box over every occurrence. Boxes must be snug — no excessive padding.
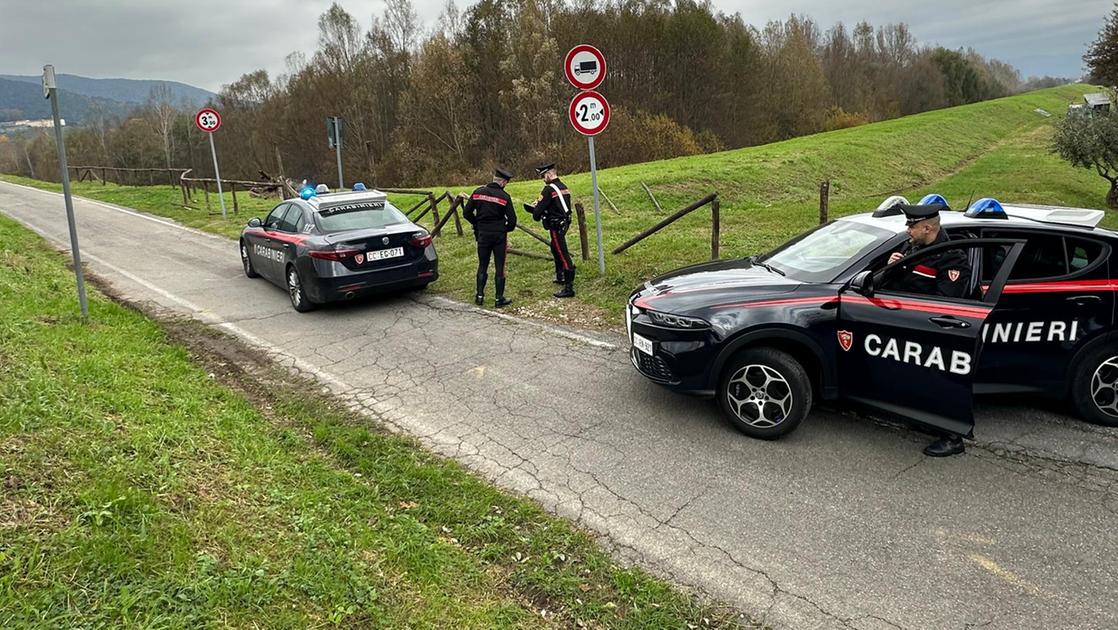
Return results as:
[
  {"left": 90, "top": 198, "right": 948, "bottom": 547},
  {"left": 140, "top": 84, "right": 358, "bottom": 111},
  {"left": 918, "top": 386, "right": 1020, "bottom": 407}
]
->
[
  {"left": 1053, "top": 109, "right": 1118, "bottom": 208},
  {"left": 146, "top": 84, "right": 179, "bottom": 168},
  {"left": 1086, "top": 3, "right": 1118, "bottom": 87}
]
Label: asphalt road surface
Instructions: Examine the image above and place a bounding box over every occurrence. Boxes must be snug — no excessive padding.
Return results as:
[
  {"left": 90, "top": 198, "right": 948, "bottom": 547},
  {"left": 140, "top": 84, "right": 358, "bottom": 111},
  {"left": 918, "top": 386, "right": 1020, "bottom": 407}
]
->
[{"left": 3, "top": 180, "right": 1117, "bottom": 630}]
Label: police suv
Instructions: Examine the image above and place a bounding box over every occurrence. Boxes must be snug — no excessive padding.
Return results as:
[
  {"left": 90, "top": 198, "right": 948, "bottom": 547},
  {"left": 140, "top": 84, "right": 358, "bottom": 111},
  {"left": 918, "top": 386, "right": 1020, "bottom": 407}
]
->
[
  {"left": 627, "top": 195, "right": 1118, "bottom": 440},
  {"left": 240, "top": 188, "right": 438, "bottom": 312}
]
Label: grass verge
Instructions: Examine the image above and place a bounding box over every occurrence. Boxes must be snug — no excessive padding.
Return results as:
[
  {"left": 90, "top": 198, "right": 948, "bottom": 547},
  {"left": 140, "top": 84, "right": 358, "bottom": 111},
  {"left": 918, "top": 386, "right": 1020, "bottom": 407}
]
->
[
  {"left": 0, "top": 213, "right": 747, "bottom": 628},
  {"left": 4, "top": 84, "right": 1111, "bottom": 327}
]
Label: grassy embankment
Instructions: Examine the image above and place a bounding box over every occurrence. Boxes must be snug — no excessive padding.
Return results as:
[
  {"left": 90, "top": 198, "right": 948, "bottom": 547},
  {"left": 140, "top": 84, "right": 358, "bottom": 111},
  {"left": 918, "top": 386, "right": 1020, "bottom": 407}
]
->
[
  {"left": 3, "top": 84, "right": 1109, "bottom": 326},
  {"left": 0, "top": 214, "right": 743, "bottom": 627}
]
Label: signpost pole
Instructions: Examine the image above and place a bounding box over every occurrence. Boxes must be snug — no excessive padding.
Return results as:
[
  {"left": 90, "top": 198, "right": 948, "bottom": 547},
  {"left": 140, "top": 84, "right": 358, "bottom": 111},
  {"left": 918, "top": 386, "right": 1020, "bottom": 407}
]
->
[
  {"left": 334, "top": 117, "right": 344, "bottom": 190},
  {"left": 208, "top": 132, "right": 227, "bottom": 219},
  {"left": 588, "top": 136, "right": 605, "bottom": 275},
  {"left": 44, "top": 66, "right": 89, "bottom": 320}
]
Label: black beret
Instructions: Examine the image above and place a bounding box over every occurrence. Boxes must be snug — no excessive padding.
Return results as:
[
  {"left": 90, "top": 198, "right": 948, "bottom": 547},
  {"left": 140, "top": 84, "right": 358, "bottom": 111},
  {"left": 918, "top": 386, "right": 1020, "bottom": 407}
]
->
[
  {"left": 495, "top": 167, "right": 514, "bottom": 180},
  {"left": 535, "top": 162, "right": 556, "bottom": 176},
  {"left": 899, "top": 203, "right": 944, "bottom": 225}
]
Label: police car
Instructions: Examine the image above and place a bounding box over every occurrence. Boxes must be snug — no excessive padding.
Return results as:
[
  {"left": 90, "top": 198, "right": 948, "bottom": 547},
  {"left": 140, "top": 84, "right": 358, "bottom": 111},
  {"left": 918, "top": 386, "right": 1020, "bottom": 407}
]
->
[
  {"left": 240, "top": 187, "right": 438, "bottom": 312},
  {"left": 627, "top": 195, "right": 1118, "bottom": 441}
]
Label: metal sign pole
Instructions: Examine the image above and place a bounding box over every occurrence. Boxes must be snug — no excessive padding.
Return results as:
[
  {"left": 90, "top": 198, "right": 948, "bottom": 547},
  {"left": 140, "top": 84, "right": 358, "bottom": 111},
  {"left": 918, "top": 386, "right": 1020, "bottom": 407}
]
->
[
  {"left": 47, "top": 81, "right": 89, "bottom": 320},
  {"left": 334, "top": 117, "right": 344, "bottom": 189},
  {"left": 588, "top": 136, "right": 605, "bottom": 274},
  {"left": 208, "top": 132, "right": 227, "bottom": 219}
]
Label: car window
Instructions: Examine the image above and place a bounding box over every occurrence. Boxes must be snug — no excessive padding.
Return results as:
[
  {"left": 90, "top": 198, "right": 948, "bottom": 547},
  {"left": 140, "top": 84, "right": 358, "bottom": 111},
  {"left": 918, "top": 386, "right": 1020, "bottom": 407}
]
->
[
  {"left": 264, "top": 203, "right": 289, "bottom": 230},
  {"left": 276, "top": 205, "right": 302, "bottom": 233},
  {"left": 1067, "top": 237, "right": 1105, "bottom": 273},
  {"left": 877, "top": 243, "right": 997, "bottom": 302},
  {"left": 315, "top": 200, "right": 409, "bottom": 233},
  {"left": 761, "top": 220, "right": 894, "bottom": 282},
  {"left": 980, "top": 231, "right": 1106, "bottom": 281}
]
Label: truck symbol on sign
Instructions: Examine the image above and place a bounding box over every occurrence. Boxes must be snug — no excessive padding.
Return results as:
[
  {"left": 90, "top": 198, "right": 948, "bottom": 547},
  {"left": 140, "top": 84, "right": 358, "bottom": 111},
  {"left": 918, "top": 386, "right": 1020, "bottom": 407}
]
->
[{"left": 574, "top": 60, "right": 598, "bottom": 76}]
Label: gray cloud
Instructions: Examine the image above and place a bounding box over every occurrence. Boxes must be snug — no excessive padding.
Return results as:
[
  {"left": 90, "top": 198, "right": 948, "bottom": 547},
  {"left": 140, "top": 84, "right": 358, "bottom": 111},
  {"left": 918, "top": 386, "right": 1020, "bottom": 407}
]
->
[{"left": 0, "top": 0, "right": 1108, "bottom": 92}]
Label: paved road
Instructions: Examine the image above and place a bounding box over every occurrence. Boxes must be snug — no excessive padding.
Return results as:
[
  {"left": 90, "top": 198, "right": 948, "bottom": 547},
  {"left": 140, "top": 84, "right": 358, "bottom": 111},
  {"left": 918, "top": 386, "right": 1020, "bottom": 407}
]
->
[{"left": 3, "top": 180, "right": 1117, "bottom": 629}]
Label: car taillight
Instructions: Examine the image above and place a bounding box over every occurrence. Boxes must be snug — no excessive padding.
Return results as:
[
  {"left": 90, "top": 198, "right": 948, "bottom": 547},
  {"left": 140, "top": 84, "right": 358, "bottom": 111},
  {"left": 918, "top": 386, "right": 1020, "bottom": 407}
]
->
[
  {"left": 309, "top": 246, "right": 360, "bottom": 261},
  {"left": 409, "top": 232, "right": 433, "bottom": 248}
]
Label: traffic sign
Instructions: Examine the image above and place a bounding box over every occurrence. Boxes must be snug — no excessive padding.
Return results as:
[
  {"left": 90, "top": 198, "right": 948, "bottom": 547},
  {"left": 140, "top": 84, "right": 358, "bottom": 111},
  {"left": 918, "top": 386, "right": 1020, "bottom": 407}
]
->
[
  {"left": 195, "top": 108, "right": 221, "bottom": 133},
  {"left": 568, "top": 91, "right": 610, "bottom": 136},
  {"left": 564, "top": 44, "right": 606, "bottom": 91}
]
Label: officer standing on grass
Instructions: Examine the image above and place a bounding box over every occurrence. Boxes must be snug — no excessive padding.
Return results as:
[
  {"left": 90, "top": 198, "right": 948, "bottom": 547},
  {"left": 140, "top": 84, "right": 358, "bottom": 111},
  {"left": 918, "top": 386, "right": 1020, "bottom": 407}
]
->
[
  {"left": 528, "top": 162, "right": 576, "bottom": 298},
  {"left": 463, "top": 167, "right": 517, "bottom": 308},
  {"left": 887, "top": 203, "right": 973, "bottom": 457}
]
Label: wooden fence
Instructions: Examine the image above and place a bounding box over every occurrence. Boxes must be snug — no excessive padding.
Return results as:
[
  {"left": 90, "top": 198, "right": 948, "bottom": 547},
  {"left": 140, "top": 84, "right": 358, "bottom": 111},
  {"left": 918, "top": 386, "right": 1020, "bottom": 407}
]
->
[
  {"left": 613, "top": 192, "right": 721, "bottom": 260},
  {"left": 69, "top": 165, "right": 189, "bottom": 187},
  {"left": 178, "top": 169, "right": 291, "bottom": 214}
]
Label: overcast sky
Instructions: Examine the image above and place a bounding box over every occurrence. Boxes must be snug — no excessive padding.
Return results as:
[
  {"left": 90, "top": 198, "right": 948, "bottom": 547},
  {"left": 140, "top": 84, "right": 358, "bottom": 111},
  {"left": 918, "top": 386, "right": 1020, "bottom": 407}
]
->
[{"left": 0, "top": 0, "right": 1110, "bottom": 92}]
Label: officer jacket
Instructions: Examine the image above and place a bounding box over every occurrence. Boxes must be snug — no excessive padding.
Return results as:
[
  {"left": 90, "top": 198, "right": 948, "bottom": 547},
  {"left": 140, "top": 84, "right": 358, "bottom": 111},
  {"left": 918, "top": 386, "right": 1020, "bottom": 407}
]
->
[
  {"left": 893, "top": 230, "right": 972, "bottom": 298},
  {"left": 532, "top": 178, "right": 572, "bottom": 230},
  {"left": 464, "top": 182, "right": 516, "bottom": 235}
]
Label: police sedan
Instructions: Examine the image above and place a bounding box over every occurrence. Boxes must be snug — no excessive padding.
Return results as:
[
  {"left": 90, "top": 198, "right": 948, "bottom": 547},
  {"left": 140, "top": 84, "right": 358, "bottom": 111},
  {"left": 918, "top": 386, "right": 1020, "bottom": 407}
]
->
[
  {"left": 627, "top": 195, "right": 1118, "bottom": 441},
  {"left": 240, "top": 188, "right": 438, "bottom": 312}
]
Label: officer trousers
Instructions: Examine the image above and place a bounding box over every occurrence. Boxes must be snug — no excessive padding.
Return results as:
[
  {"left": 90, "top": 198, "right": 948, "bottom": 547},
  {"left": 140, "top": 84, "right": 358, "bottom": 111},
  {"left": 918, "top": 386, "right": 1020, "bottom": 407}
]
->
[
  {"left": 549, "top": 226, "right": 575, "bottom": 283},
  {"left": 476, "top": 231, "right": 508, "bottom": 297}
]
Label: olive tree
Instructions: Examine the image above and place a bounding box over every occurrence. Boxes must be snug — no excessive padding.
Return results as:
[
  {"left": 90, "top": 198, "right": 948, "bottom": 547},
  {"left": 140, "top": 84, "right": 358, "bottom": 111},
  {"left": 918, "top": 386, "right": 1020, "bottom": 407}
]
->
[{"left": 1053, "top": 107, "right": 1118, "bottom": 208}]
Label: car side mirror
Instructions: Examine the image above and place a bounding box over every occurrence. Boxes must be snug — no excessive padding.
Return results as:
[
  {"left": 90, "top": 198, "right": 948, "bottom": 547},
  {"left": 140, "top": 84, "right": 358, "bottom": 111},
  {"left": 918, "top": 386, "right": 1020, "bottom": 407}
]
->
[
  {"left": 849, "top": 270, "right": 874, "bottom": 297},
  {"left": 248, "top": 217, "right": 262, "bottom": 228}
]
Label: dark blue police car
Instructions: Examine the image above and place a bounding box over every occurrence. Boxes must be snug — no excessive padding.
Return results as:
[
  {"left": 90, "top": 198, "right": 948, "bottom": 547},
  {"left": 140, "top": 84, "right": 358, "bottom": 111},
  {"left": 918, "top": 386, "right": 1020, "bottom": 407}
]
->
[
  {"left": 627, "top": 195, "right": 1117, "bottom": 440},
  {"left": 240, "top": 188, "right": 438, "bottom": 312}
]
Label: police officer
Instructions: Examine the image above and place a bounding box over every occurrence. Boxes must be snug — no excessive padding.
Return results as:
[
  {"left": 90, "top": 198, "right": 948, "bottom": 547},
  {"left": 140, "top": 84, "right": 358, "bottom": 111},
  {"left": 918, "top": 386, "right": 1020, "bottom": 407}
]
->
[
  {"left": 888, "top": 203, "right": 973, "bottom": 457},
  {"left": 463, "top": 167, "right": 517, "bottom": 308},
  {"left": 529, "top": 162, "right": 576, "bottom": 298}
]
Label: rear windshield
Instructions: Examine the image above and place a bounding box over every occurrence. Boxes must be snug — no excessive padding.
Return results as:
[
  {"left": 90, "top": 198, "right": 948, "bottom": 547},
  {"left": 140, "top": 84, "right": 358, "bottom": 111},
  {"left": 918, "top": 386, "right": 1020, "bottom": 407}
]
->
[{"left": 315, "top": 201, "right": 408, "bottom": 232}]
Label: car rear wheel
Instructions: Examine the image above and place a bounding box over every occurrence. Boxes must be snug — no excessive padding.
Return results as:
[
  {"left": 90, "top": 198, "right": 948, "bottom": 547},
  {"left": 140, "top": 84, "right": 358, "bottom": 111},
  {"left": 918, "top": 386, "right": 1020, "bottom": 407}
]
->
[
  {"left": 240, "top": 240, "right": 259, "bottom": 278},
  {"left": 1070, "top": 344, "right": 1118, "bottom": 427},
  {"left": 717, "top": 347, "right": 811, "bottom": 439},
  {"left": 287, "top": 265, "right": 316, "bottom": 313}
]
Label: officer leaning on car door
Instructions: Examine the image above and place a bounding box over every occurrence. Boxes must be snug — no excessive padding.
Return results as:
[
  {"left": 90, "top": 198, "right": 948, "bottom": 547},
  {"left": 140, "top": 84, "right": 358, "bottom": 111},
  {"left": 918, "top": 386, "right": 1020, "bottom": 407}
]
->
[
  {"left": 526, "top": 162, "right": 576, "bottom": 298},
  {"left": 888, "top": 202, "right": 973, "bottom": 457},
  {"left": 463, "top": 167, "right": 517, "bottom": 308}
]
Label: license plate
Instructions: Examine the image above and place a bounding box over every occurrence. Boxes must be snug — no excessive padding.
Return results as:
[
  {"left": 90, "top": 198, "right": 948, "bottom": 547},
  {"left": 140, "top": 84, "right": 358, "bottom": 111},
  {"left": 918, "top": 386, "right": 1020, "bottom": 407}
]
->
[
  {"left": 632, "top": 332, "right": 653, "bottom": 356},
  {"left": 368, "top": 247, "right": 403, "bottom": 262}
]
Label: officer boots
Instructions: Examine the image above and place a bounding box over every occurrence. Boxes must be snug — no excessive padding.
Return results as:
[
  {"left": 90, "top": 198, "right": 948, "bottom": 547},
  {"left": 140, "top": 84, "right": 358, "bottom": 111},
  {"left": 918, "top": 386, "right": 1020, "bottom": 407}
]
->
[
  {"left": 475, "top": 272, "right": 487, "bottom": 306},
  {"left": 495, "top": 276, "right": 512, "bottom": 308},
  {"left": 553, "top": 269, "right": 575, "bottom": 298},
  {"left": 923, "top": 434, "right": 965, "bottom": 457}
]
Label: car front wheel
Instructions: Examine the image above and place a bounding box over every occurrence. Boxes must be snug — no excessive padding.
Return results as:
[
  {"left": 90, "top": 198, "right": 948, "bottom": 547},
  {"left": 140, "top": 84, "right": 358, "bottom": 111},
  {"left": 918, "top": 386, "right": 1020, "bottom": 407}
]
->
[
  {"left": 287, "top": 265, "right": 316, "bottom": 313},
  {"left": 240, "top": 240, "right": 259, "bottom": 278},
  {"left": 717, "top": 347, "right": 812, "bottom": 439},
  {"left": 1070, "top": 344, "right": 1118, "bottom": 427}
]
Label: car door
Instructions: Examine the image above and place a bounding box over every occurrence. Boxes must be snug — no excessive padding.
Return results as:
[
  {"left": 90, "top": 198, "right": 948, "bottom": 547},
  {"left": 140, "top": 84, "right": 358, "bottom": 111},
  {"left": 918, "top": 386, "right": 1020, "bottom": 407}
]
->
[
  {"left": 974, "top": 230, "right": 1113, "bottom": 394},
  {"left": 258, "top": 203, "right": 293, "bottom": 282},
  {"left": 836, "top": 239, "right": 1025, "bottom": 437}
]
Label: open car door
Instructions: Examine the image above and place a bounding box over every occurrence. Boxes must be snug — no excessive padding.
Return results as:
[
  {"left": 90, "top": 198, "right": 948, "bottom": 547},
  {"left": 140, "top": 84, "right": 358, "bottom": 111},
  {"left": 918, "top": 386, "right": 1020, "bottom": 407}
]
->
[{"left": 836, "top": 238, "right": 1025, "bottom": 437}]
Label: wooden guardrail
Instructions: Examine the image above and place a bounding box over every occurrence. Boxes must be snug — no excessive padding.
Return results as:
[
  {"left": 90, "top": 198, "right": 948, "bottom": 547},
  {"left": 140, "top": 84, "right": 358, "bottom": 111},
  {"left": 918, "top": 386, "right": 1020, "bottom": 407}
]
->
[
  {"left": 178, "top": 169, "right": 289, "bottom": 214},
  {"left": 613, "top": 192, "right": 721, "bottom": 260},
  {"left": 69, "top": 165, "right": 189, "bottom": 187}
]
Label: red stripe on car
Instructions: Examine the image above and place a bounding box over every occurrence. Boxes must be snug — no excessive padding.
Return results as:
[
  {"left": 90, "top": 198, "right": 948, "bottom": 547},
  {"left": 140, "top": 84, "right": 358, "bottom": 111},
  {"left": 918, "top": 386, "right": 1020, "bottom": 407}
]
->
[{"left": 842, "top": 295, "right": 991, "bottom": 319}]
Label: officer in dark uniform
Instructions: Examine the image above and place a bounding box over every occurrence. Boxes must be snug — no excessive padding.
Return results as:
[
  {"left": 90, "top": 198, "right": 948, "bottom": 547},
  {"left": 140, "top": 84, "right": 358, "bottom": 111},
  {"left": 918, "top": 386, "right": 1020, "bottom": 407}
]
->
[
  {"left": 887, "top": 203, "right": 974, "bottom": 458},
  {"left": 463, "top": 167, "right": 517, "bottom": 308},
  {"left": 528, "top": 162, "right": 576, "bottom": 298}
]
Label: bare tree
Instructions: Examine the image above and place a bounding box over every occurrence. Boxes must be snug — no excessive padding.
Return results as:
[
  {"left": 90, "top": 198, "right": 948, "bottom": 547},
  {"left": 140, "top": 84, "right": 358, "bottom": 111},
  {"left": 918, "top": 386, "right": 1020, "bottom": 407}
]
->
[{"left": 147, "top": 84, "right": 178, "bottom": 168}]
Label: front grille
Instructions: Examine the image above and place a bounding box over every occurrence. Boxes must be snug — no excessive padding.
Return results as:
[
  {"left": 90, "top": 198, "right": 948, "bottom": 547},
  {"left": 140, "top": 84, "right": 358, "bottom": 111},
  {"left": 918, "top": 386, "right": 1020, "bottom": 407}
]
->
[{"left": 632, "top": 349, "right": 676, "bottom": 383}]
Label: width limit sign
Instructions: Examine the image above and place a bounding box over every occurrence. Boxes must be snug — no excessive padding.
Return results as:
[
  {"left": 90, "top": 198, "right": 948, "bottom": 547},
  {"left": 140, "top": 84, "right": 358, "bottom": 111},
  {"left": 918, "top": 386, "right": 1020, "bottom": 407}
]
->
[{"left": 569, "top": 91, "right": 610, "bottom": 136}]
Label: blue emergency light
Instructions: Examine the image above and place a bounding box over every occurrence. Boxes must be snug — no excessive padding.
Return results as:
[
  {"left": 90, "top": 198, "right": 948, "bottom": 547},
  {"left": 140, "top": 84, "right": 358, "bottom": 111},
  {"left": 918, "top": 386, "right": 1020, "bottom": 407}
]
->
[
  {"left": 353, "top": 182, "right": 367, "bottom": 191},
  {"left": 299, "top": 187, "right": 316, "bottom": 200},
  {"left": 918, "top": 193, "right": 949, "bottom": 207},
  {"left": 964, "top": 197, "right": 1008, "bottom": 220}
]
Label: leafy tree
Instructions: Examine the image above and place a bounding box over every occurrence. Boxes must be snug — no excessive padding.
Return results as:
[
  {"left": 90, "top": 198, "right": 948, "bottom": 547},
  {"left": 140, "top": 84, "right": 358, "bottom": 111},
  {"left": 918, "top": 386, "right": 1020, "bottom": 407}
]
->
[
  {"left": 1086, "top": 3, "right": 1118, "bottom": 87},
  {"left": 1053, "top": 109, "right": 1118, "bottom": 208}
]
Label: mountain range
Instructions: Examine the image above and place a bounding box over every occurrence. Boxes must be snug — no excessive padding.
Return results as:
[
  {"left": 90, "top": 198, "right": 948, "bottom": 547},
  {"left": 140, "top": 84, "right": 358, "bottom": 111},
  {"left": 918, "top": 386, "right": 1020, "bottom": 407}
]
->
[{"left": 0, "top": 74, "right": 214, "bottom": 124}]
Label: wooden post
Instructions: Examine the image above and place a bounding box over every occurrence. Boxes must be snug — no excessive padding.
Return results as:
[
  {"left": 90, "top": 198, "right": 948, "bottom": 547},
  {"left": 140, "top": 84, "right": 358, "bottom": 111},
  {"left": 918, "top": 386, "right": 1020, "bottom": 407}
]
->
[
  {"left": 641, "top": 182, "right": 663, "bottom": 214},
  {"left": 274, "top": 144, "right": 285, "bottom": 179},
  {"left": 711, "top": 198, "right": 721, "bottom": 260},
  {"left": 203, "top": 181, "right": 211, "bottom": 211},
  {"left": 819, "top": 180, "right": 830, "bottom": 225},
  {"left": 101, "top": 167, "right": 106, "bottom": 185},
  {"left": 167, "top": 169, "right": 174, "bottom": 188},
  {"left": 599, "top": 188, "right": 620, "bottom": 213},
  {"left": 231, "top": 182, "right": 239, "bottom": 214},
  {"left": 430, "top": 193, "right": 441, "bottom": 226},
  {"left": 453, "top": 198, "right": 464, "bottom": 236},
  {"left": 613, "top": 192, "right": 718, "bottom": 255},
  {"left": 575, "top": 202, "right": 590, "bottom": 261}
]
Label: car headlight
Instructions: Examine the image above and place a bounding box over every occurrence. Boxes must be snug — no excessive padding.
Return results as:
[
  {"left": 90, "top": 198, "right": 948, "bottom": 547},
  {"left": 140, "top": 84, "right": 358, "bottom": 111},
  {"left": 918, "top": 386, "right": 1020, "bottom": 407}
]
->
[{"left": 646, "top": 310, "right": 710, "bottom": 329}]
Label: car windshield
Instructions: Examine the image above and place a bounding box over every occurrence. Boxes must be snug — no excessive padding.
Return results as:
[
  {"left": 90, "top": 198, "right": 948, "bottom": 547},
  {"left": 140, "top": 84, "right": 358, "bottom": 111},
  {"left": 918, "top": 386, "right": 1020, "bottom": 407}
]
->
[
  {"left": 315, "top": 200, "right": 409, "bottom": 232},
  {"left": 760, "top": 220, "right": 894, "bottom": 282}
]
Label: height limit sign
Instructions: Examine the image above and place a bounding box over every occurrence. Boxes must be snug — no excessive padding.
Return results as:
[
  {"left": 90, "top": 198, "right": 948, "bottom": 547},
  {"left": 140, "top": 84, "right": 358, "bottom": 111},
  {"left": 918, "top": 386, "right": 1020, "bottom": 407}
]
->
[
  {"left": 564, "top": 44, "right": 610, "bottom": 275},
  {"left": 568, "top": 91, "right": 610, "bottom": 136}
]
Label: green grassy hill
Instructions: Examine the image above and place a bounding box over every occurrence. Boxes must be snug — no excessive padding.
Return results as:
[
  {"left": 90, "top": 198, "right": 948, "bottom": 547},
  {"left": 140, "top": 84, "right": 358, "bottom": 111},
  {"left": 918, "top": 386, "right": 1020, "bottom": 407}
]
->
[{"left": 3, "top": 84, "right": 1108, "bottom": 326}]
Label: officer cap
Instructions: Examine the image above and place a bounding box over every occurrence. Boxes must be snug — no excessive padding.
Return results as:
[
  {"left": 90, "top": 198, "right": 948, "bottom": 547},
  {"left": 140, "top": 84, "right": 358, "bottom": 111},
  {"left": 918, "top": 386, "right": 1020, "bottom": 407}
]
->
[
  {"left": 899, "top": 203, "right": 944, "bottom": 225},
  {"left": 535, "top": 162, "right": 556, "bottom": 176},
  {"left": 494, "top": 167, "right": 514, "bottom": 181}
]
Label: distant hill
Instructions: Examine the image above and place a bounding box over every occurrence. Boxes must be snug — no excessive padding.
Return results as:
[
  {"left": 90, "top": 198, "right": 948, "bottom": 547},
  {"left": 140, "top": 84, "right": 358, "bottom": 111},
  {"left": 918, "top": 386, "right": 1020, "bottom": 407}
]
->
[
  {"left": 0, "top": 74, "right": 213, "bottom": 108},
  {"left": 0, "top": 77, "right": 132, "bottom": 124}
]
